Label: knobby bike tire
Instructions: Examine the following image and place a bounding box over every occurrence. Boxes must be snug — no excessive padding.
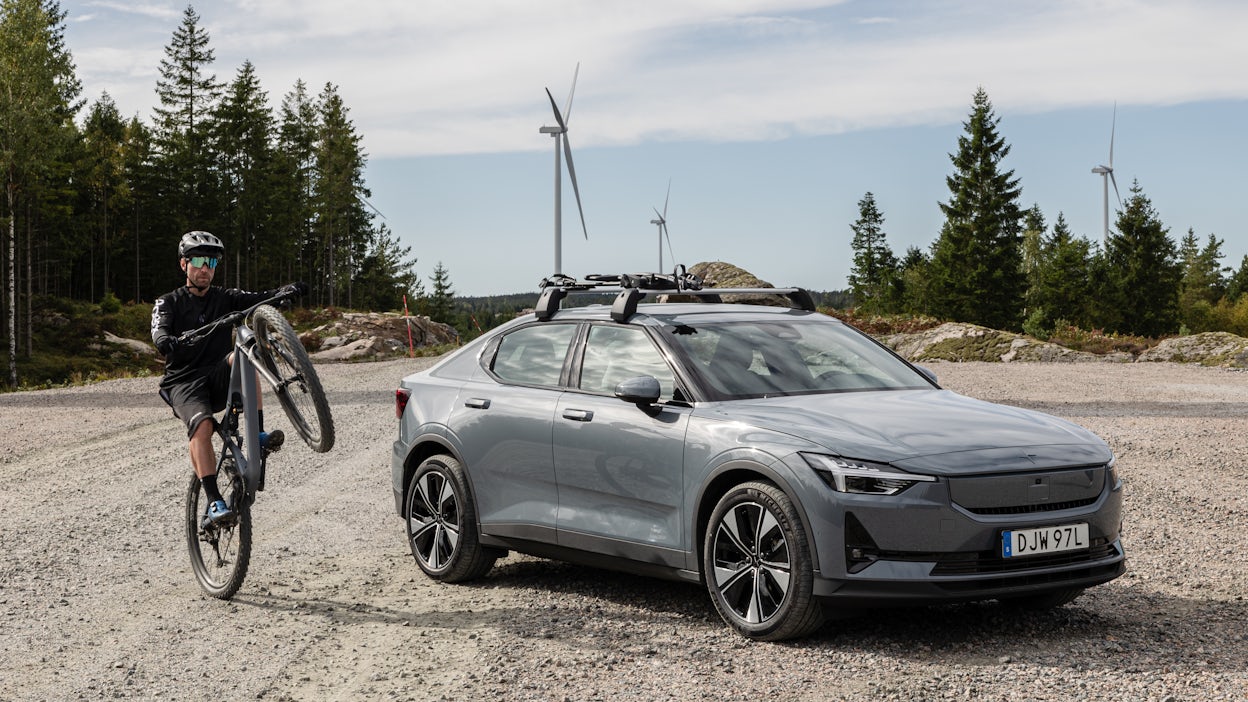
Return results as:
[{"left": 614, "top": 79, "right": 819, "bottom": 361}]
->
[
  {"left": 185, "top": 460, "right": 252, "bottom": 599},
  {"left": 251, "top": 305, "right": 335, "bottom": 453}
]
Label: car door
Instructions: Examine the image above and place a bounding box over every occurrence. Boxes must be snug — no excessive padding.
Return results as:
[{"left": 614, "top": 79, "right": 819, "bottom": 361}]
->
[
  {"left": 553, "top": 324, "right": 691, "bottom": 567},
  {"left": 450, "top": 322, "right": 577, "bottom": 543}
]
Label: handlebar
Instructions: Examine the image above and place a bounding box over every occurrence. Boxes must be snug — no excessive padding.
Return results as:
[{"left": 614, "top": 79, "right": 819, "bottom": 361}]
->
[{"left": 175, "top": 290, "right": 297, "bottom": 346}]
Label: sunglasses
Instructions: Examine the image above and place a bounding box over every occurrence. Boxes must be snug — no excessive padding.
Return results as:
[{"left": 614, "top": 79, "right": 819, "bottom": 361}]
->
[{"left": 186, "top": 256, "right": 219, "bottom": 269}]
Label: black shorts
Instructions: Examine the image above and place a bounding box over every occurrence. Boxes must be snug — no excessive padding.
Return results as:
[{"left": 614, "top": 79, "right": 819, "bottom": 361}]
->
[{"left": 161, "top": 358, "right": 233, "bottom": 438}]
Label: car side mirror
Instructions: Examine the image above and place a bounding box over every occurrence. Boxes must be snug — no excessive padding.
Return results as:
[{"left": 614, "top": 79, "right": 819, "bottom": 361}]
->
[
  {"left": 915, "top": 365, "right": 938, "bottom": 385},
  {"left": 615, "top": 376, "right": 662, "bottom": 408}
]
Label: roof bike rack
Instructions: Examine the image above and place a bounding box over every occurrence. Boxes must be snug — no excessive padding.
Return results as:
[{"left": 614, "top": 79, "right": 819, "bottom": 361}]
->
[{"left": 534, "top": 265, "right": 815, "bottom": 322}]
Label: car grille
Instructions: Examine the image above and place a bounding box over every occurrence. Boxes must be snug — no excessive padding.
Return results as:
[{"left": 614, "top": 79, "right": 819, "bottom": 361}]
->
[{"left": 962, "top": 496, "right": 1099, "bottom": 515}]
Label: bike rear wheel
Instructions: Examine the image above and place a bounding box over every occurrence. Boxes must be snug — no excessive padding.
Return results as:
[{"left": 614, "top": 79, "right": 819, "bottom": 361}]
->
[
  {"left": 252, "top": 304, "right": 335, "bottom": 453},
  {"left": 186, "top": 459, "right": 252, "bottom": 599}
]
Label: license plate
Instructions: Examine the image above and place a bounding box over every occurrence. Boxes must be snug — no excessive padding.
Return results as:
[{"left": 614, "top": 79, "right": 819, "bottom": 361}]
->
[{"left": 1002, "top": 523, "right": 1089, "bottom": 558}]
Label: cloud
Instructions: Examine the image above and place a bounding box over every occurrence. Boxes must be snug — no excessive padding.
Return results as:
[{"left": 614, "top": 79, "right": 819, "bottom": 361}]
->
[{"left": 62, "top": 0, "right": 1248, "bottom": 157}]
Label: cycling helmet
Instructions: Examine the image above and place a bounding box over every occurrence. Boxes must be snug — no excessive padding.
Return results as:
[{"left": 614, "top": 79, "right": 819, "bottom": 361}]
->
[{"left": 178, "top": 231, "right": 225, "bottom": 259}]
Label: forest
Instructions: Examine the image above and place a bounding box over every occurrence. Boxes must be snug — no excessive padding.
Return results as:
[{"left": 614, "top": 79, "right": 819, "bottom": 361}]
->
[
  {"left": 847, "top": 89, "right": 1248, "bottom": 343},
  {"left": 4, "top": 2, "right": 1241, "bottom": 389},
  {"left": 1, "top": 2, "right": 417, "bottom": 387}
]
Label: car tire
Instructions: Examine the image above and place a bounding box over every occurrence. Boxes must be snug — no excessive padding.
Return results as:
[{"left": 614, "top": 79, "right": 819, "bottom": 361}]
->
[
  {"left": 703, "top": 480, "right": 824, "bottom": 641},
  {"left": 404, "top": 455, "right": 498, "bottom": 582},
  {"left": 1000, "top": 587, "right": 1085, "bottom": 610}
]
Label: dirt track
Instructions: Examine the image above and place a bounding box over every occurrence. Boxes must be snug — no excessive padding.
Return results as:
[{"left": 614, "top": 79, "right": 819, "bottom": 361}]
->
[{"left": 1, "top": 359, "right": 1246, "bottom": 701}]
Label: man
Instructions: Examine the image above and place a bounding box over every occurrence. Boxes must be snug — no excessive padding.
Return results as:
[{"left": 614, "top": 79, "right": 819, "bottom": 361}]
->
[{"left": 151, "top": 231, "right": 306, "bottom": 524}]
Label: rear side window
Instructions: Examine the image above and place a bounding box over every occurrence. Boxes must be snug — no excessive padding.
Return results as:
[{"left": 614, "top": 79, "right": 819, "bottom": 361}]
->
[{"left": 490, "top": 324, "right": 576, "bottom": 386}]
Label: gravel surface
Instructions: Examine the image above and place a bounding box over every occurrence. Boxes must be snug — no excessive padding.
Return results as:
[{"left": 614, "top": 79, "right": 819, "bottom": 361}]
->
[{"left": 1, "top": 359, "right": 1246, "bottom": 701}]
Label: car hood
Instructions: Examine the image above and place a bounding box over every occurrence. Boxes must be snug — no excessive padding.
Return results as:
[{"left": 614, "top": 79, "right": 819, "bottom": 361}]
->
[{"left": 700, "top": 389, "right": 1111, "bottom": 475}]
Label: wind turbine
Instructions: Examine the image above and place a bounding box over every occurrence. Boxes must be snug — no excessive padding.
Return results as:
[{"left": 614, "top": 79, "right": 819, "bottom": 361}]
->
[
  {"left": 649, "top": 180, "right": 675, "bottom": 272},
  {"left": 539, "top": 63, "right": 588, "bottom": 275},
  {"left": 1091, "top": 103, "right": 1121, "bottom": 248}
]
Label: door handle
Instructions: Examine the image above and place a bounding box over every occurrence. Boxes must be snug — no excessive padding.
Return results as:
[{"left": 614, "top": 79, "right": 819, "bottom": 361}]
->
[
  {"left": 464, "top": 398, "right": 491, "bottom": 409},
  {"left": 561, "top": 408, "right": 594, "bottom": 422}
]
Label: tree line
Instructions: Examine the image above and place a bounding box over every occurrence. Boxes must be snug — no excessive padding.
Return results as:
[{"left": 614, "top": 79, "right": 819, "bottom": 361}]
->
[
  {"left": 848, "top": 88, "right": 1247, "bottom": 340},
  {"left": 0, "top": 1, "right": 419, "bottom": 387}
]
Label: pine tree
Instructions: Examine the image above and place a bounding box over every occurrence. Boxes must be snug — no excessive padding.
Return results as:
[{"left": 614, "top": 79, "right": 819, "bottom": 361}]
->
[
  {"left": 1177, "top": 229, "right": 1228, "bottom": 332},
  {"left": 0, "top": 0, "right": 81, "bottom": 386},
  {"left": 427, "top": 262, "right": 455, "bottom": 325},
  {"left": 927, "top": 88, "right": 1023, "bottom": 330},
  {"left": 1020, "top": 204, "right": 1046, "bottom": 320},
  {"left": 1105, "top": 181, "right": 1179, "bottom": 337},
  {"left": 80, "top": 93, "right": 130, "bottom": 300},
  {"left": 312, "top": 82, "right": 371, "bottom": 308},
  {"left": 352, "top": 223, "right": 419, "bottom": 311},
  {"left": 1226, "top": 255, "right": 1248, "bottom": 302},
  {"left": 152, "top": 4, "right": 222, "bottom": 230},
  {"left": 847, "top": 192, "right": 899, "bottom": 314},
  {"left": 271, "top": 80, "right": 318, "bottom": 286},
  {"left": 213, "top": 60, "right": 274, "bottom": 289},
  {"left": 1029, "top": 213, "right": 1093, "bottom": 334}
]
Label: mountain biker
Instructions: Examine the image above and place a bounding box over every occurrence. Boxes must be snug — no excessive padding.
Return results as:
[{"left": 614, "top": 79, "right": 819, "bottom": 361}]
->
[{"left": 151, "top": 230, "right": 308, "bottom": 525}]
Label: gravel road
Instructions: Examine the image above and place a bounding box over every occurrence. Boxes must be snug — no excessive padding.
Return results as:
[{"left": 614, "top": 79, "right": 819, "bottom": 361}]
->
[{"left": 1, "top": 359, "right": 1246, "bottom": 701}]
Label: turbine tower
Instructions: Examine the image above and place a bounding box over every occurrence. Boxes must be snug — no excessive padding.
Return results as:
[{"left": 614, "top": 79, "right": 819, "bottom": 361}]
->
[
  {"left": 539, "top": 64, "right": 588, "bottom": 275},
  {"left": 1091, "top": 103, "right": 1121, "bottom": 248},
  {"left": 649, "top": 180, "right": 674, "bottom": 272}
]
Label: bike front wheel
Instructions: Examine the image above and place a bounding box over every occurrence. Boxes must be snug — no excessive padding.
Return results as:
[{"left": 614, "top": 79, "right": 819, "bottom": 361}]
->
[
  {"left": 186, "top": 459, "right": 252, "bottom": 599},
  {"left": 252, "top": 304, "right": 335, "bottom": 453}
]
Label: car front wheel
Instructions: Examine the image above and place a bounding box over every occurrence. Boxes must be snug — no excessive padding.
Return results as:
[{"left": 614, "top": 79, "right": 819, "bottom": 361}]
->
[{"left": 703, "top": 480, "right": 824, "bottom": 640}]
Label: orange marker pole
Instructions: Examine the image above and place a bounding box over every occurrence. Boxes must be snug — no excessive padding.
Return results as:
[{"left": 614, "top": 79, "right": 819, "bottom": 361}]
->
[{"left": 402, "top": 294, "right": 415, "bottom": 357}]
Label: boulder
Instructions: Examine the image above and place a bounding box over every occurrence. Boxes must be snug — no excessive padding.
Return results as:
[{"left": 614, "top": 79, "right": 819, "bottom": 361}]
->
[
  {"left": 880, "top": 322, "right": 1122, "bottom": 363},
  {"left": 305, "top": 312, "right": 458, "bottom": 362},
  {"left": 1136, "top": 331, "right": 1248, "bottom": 367}
]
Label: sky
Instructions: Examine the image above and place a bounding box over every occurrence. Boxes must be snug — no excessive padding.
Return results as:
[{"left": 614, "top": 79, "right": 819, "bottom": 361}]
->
[{"left": 59, "top": 0, "right": 1248, "bottom": 296}]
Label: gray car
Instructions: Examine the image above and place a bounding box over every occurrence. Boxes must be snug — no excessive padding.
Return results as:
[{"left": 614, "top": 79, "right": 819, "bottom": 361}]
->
[{"left": 391, "top": 274, "right": 1125, "bottom": 640}]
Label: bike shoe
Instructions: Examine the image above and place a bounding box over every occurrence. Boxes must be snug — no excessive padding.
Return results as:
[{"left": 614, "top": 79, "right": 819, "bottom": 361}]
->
[
  {"left": 259, "top": 430, "right": 285, "bottom": 454},
  {"left": 206, "top": 499, "right": 236, "bottom": 526}
]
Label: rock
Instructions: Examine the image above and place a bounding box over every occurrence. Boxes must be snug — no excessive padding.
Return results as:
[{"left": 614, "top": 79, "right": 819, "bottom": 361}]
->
[
  {"left": 305, "top": 312, "right": 459, "bottom": 362},
  {"left": 880, "top": 322, "right": 1128, "bottom": 363},
  {"left": 1136, "top": 331, "right": 1248, "bottom": 367},
  {"left": 102, "top": 331, "right": 159, "bottom": 357}
]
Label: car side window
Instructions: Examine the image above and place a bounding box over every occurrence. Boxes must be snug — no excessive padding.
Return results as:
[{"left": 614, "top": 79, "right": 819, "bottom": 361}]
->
[
  {"left": 491, "top": 324, "right": 576, "bottom": 386},
  {"left": 579, "top": 325, "right": 676, "bottom": 401}
]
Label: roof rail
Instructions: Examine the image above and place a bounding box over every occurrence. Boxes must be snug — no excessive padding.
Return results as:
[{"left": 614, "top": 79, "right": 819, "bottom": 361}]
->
[{"left": 534, "top": 266, "right": 816, "bottom": 322}]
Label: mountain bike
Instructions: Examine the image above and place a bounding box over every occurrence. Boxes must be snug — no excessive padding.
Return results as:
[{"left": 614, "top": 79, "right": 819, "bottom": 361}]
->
[{"left": 178, "top": 293, "right": 334, "bottom": 599}]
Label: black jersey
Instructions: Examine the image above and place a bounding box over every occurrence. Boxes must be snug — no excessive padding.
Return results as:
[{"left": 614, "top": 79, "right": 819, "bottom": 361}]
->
[{"left": 151, "top": 285, "right": 276, "bottom": 388}]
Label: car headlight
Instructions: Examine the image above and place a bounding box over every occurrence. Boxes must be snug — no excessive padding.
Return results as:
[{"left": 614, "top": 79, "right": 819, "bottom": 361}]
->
[
  {"left": 1107, "top": 456, "right": 1121, "bottom": 489},
  {"left": 802, "top": 454, "right": 936, "bottom": 496}
]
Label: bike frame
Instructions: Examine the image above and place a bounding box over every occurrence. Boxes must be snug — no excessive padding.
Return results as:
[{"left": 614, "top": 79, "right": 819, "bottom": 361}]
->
[{"left": 215, "top": 314, "right": 286, "bottom": 501}]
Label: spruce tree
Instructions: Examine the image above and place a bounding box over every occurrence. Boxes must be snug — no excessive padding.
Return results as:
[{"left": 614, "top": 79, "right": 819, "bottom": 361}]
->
[
  {"left": 1106, "top": 181, "right": 1179, "bottom": 337},
  {"left": 1177, "top": 229, "right": 1227, "bottom": 331},
  {"left": 1031, "top": 213, "right": 1093, "bottom": 333},
  {"left": 152, "top": 4, "right": 222, "bottom": 230},
  {"left": 427, "top": 262, "right": 455, "bottom": 325},
  {"left": 847, "top": 192, "right": 899, "bottom": 314},
  {"left": 272, "top": 80, "right": 318, "bottom": 286},
  {"left": 213, "top": 60, "right": 274, "bottom": 289},
  {"left": 312, "top": 82, "right": 371, "bottom": 308},
  {"left": 928, "top": 88, "right": 1023, "bottom": 330}
]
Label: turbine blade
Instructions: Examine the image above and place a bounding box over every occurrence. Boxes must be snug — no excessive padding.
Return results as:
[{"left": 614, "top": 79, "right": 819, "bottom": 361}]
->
[
  {"left": 662, "top": 179, "right": 671, "bottom": 219},
  {"left": 1109, "top": 102, "right": 1116, "bottom": 168},
  {"left": 653, "top": 207, "right": 664, "bottom": 222},
  {"left": 545, "top": 87, "right": 566, "bottom": 130},
  {"left": 563, "top": 134, "right": 588, "bottom": 239},
  {"left": 663, "top": 223, "right": 675, "bottom": 266},
  {"left": 564, "top": 62, "right": 580, "bottom": 124},
  {"left": 1109, "top": 170, "right": 1121, "bottom": 206}
]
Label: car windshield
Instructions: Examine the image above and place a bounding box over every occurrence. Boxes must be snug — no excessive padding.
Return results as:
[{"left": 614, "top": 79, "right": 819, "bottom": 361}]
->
[{"left": 662, "top": 317, "right": 931, "bottom": 400}]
